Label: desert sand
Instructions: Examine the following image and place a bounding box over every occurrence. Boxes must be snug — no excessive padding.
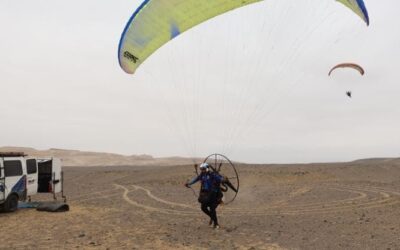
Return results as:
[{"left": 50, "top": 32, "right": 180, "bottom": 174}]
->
[{"left": 1, "top": 157, "right": 400, "bottom": 249}]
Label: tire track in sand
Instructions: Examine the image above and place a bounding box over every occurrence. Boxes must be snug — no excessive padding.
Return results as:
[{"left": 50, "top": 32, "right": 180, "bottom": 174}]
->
[
  {"left": 69, "top": 186, "right": 120, "bottom": 202},
  {"left": 114, "top": 184, "right": 197, "bottom": 215},
  {"left": 115, "top": 183, "right": 400, "bottom": 216},
  {"left": 131, "top": 184, "right": 196, "bottom": 209}
]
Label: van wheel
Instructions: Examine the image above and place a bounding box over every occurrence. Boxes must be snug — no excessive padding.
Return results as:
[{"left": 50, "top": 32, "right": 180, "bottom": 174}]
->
[{"left": 4, "top": 194, "right": 18, "bottom": 212}]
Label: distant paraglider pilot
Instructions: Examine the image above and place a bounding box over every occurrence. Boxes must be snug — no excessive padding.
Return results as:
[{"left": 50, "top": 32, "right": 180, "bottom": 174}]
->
[
  {"left": 185, "top": 163, "right": 223, "bottom": 229},
  {"left": 346, "top": 91, "right": 352, "bottom": 98}
]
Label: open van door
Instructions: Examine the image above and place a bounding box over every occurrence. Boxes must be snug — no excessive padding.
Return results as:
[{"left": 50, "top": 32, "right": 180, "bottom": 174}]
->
[
  {"left": 37, "top": 158, "right": 62, "bottom": 194},
  {"left": 51, "top": 158, "right": 62, "bottom": 193},
  {"left": 0, "top": 159, "right": 4, "bottom": 203}
]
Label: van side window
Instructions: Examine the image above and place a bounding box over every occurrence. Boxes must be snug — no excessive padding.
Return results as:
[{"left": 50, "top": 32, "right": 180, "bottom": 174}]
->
[
  {"left": 4, "top": 160, "right": 23, "bottom": 177},
  {"left": 26, "top": 159, "right": 37, "bottom": 174}
]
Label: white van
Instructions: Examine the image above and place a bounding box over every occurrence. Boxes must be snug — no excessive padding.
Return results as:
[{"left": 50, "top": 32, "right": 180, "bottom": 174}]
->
[{"left": 0, "top": 152, "right": 65, "bottom": 212}]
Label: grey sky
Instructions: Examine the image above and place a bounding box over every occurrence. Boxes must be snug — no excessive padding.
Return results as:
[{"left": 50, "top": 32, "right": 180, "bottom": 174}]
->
[{"left": 0, "top": 0, "right": 399, "bottom": 163}]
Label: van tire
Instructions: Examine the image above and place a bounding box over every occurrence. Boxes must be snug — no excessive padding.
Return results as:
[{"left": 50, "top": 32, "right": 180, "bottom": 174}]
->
[{"left": 3, "top": 194, "right": 18, "bottom": 213}]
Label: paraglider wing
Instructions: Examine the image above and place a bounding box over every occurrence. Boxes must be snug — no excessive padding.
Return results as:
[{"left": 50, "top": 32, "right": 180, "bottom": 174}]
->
[
  {"left": 336, "top": 0, "right": 369, "bottom": 25},
  {"left": 118, "top": 0, "right": 262, "bottom": 74},
  {"left": 118, "top": 0, "right": 370, "bottom": 74},
  {"left": 336, "top": 0, "right": 369, "bottom": 26},
  {"left": 328, "top": 63, "right": 365, "bottom": 76}
]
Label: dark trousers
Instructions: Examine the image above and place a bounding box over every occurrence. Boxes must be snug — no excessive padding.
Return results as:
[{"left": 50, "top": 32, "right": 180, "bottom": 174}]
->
[{"left": 199, "top": 191, "right": 220, "bottom": 226}]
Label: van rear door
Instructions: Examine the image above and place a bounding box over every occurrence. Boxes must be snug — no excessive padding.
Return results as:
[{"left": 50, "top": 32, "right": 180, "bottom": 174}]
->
[
  {"left": 0, "top": 159, "right": 4, "bottom": 202},
  {"left": 37, "top": 158, "right": 62, "bottom": 193},
  {"left": 51, "top": 158, "right": 62, "bottom": 193}
]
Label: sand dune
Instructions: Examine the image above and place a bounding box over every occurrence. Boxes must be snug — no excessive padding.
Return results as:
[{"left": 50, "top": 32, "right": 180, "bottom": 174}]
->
[{"left": 0, "top": 146, "right": 201, "bottom": 167}]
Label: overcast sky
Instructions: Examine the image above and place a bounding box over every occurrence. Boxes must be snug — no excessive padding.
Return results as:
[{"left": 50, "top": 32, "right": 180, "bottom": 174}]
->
[{"left": 1, "top": 0, "right": 399, "bottom": 163}]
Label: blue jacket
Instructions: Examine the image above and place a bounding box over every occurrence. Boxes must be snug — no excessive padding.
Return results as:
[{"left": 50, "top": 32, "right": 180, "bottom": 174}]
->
[{"left": 188, "top": 172, "right": 223, "bottom": 193}]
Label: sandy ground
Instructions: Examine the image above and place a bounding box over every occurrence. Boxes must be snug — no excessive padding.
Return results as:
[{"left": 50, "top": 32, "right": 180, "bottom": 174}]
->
[{"left": 2, "top": 160, "right": 400, "bottom": 249}]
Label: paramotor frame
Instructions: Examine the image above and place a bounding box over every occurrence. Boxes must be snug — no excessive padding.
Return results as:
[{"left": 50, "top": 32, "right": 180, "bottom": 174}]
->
[{"left": 199, "top": 153, "right": 240, "bottom": 205}]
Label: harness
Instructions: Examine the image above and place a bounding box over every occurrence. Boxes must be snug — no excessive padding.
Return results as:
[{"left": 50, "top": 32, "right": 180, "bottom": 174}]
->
[{"left": 199, "top": 172, "right": 221, "bottom": 193}]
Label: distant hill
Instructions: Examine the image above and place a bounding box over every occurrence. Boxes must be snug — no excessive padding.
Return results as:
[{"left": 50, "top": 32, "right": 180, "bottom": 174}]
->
[
  {"left": 0, "top": 147, "right": 200, "bottom": 167},
  {"left": 351, "top": 157, "right": 400, "bottom": 165},
  {"left": 1, "top": 146, "right": 399, "bottom": 167}
]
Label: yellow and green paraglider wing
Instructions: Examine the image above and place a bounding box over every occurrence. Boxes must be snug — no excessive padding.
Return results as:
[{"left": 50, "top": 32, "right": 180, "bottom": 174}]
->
[
  {"left": 118, "top": 0, "right": 370, "bottom": 75},
  {"left": 336, "top": 0, "right": 369, "bottom": 26},
  {"left": 118, "top": 0, "right": 262, "bottom": 74}
]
